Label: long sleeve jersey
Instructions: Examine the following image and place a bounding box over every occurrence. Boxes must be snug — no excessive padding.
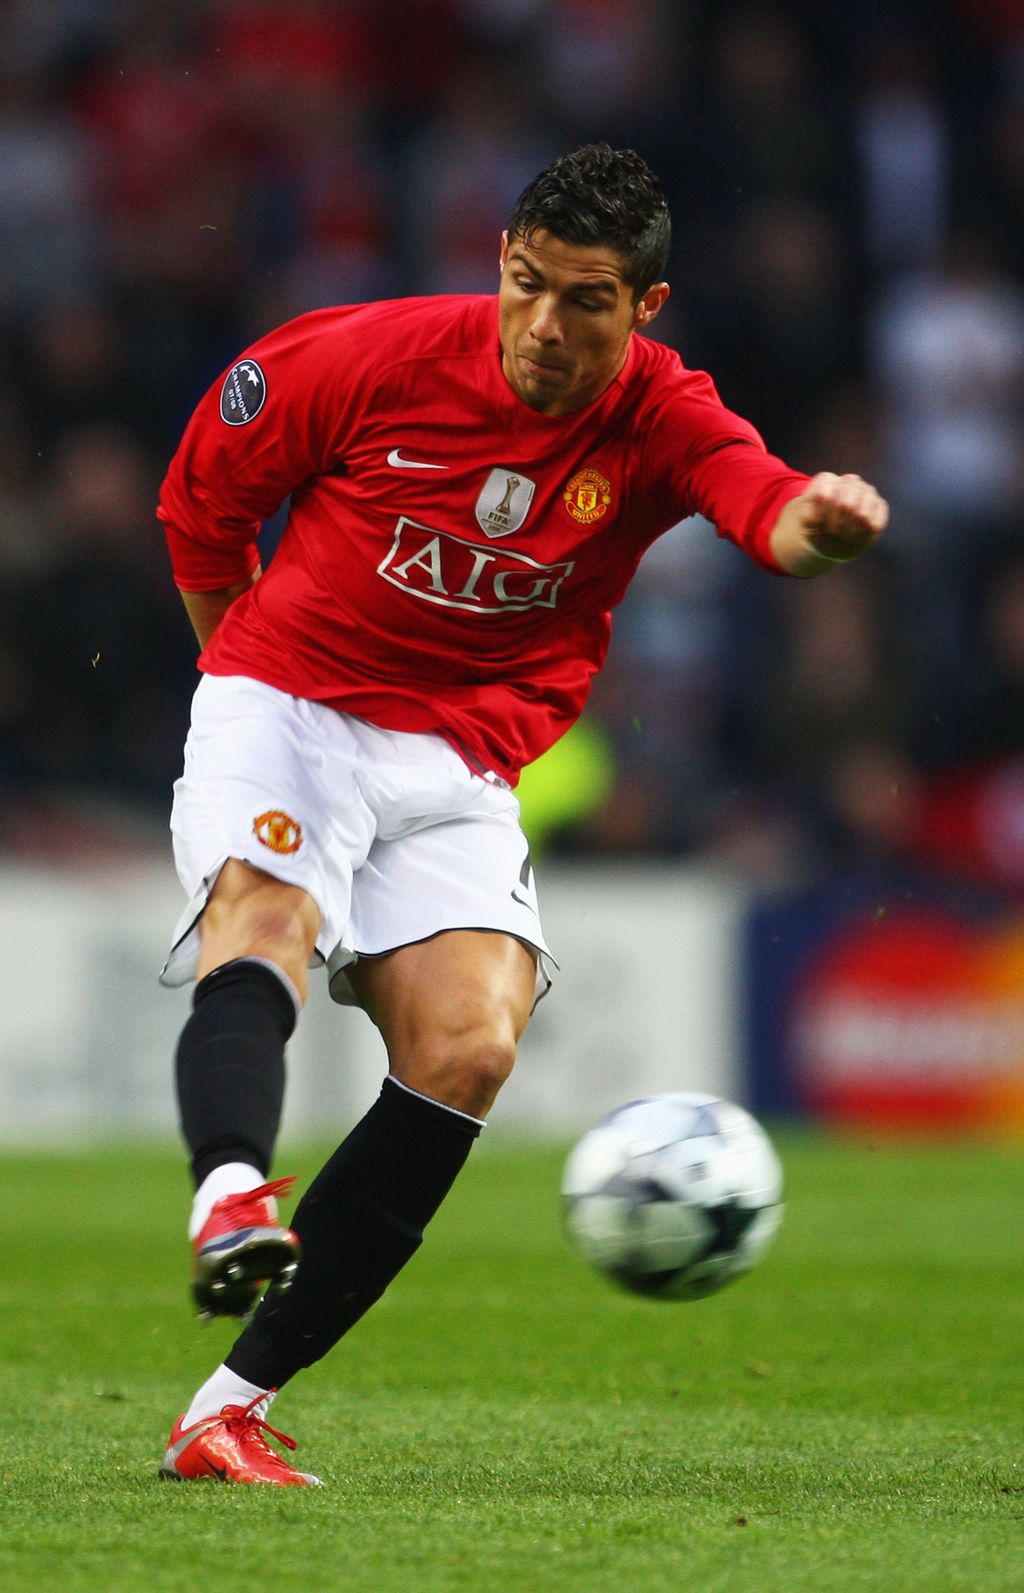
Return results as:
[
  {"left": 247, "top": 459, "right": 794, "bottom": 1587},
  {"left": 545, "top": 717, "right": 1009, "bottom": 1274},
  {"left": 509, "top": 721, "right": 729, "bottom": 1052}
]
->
[{"left": 159, "top": 294, "right": 809, "bottom": 784}]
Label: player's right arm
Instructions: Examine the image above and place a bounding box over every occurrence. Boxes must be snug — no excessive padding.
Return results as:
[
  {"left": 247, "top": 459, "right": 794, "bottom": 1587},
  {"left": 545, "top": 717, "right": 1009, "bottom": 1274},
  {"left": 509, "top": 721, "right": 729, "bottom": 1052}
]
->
[
  {"left": 158, "top": 309, "right": 369, "bottom": 647},
  {"left": 179, "top": 574, "right": 262, "bottom": 651}
]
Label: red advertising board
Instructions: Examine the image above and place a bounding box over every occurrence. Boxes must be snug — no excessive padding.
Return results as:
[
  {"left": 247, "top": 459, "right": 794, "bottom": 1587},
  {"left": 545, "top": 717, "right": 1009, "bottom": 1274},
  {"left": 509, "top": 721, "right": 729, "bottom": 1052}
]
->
[
  {"left": 793, "top": 909, "right": 1024, "bottom": 1133},
  {"left": 746, "top": 878, "right": 1024, "bottom": 1136}
]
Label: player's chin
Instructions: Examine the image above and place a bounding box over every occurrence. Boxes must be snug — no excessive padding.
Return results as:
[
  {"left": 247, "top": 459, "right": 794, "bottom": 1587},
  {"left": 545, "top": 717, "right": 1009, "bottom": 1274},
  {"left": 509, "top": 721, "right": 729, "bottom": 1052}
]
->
[{"left": 512, "top": 362, "right": 575, "bottom": 412}]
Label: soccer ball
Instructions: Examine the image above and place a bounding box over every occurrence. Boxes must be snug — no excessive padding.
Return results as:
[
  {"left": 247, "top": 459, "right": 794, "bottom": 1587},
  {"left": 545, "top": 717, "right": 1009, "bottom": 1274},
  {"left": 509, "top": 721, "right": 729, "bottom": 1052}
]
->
[{"left": 561, "top": 1093, "right": 783, "bottom": 1301}]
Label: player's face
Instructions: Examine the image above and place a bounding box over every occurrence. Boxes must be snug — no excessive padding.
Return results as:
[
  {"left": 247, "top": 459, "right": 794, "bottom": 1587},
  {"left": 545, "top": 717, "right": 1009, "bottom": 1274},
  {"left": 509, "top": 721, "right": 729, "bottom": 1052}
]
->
[{"left": 498, "top": 229, "right": 669, "bottom": 416}]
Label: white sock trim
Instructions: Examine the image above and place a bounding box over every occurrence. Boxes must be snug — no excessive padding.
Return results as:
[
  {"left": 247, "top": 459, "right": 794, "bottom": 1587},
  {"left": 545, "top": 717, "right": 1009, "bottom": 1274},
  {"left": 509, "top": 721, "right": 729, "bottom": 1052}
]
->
[
  {"left": 183, "top": 1365, "right": 274, "bottom": 1427},
  {"left": 189, "top": 1161, "right": 265, "bottom": 1241},
  {"left": 233, "top": 955, "right": 303, "bottom": 1021},
  {"left": 387, "top": 1074, "right": 486, "bottom": 1128}
]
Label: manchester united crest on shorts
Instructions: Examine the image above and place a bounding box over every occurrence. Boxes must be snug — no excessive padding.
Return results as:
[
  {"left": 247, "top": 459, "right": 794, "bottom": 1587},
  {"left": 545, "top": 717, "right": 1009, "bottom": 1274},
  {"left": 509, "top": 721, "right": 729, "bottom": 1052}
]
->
[
  {"left": 253, "top": 810, "right": 303, "bottom": 854},
  {"left": 475, "top": 468, "right": 536, "bottom": 538},
  {"left": 563, "top": 466, "right": 612, "bottom": 525}
]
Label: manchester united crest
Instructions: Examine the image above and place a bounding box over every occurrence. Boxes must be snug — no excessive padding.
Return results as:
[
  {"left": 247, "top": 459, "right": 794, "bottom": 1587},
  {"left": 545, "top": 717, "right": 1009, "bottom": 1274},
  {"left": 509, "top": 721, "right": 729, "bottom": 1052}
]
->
[
  {"left": 563, "top": 466, "right": 612, "bottom": 525},
  {"left": 253, "top": 809, "right": 303, "bottom": 855}
]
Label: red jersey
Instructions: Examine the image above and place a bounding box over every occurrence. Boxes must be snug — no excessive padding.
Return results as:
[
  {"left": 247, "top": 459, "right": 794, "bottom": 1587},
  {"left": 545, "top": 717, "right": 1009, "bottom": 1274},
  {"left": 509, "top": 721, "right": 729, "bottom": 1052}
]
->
[{"left": 159, "top": 295, "right": 808, "bottom": 784}]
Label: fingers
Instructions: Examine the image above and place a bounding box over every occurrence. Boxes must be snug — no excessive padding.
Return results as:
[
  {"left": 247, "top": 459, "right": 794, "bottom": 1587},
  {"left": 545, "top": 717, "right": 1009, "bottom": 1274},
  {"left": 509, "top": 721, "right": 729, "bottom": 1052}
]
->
[
  {"left": 772, "top": 471, "right": 890, "bottom": 575},
  {"left": 805, "top": 471, "right": 890, "bottom": 537}
]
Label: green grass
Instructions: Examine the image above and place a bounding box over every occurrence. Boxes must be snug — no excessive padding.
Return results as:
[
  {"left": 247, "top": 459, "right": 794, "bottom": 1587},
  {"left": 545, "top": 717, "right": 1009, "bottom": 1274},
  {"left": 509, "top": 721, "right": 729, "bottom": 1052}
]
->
[{"left": 1, "top": 1131, "right": 1021, "bottom": 1592}]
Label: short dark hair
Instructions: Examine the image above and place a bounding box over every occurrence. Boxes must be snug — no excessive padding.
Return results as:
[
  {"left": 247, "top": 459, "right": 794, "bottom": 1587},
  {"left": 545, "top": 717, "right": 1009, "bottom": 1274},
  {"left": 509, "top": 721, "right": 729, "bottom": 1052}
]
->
[{"left": 507, "top": 144, "right": 671, "bottom": 300}]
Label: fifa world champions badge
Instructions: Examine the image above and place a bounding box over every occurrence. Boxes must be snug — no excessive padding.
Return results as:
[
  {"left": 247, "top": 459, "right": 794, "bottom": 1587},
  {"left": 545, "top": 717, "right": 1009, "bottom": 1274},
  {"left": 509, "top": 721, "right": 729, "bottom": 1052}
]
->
[{"left": 475, "top": 468, "right": 537, "bottom": 538}]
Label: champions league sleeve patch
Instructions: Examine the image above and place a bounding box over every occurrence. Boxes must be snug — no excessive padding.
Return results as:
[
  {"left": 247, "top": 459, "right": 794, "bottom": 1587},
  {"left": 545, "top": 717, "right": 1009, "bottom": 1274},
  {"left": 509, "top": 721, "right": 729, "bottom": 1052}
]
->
[{"left": 219, "top": 360, "right": 267, "bottom": 425}]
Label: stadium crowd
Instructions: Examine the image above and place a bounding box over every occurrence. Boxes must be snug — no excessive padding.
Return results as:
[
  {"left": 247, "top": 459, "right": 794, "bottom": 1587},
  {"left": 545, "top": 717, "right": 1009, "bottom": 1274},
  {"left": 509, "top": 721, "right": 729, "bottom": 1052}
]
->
[{"left": 1, "top": 0, "right": 1023, "bottom": 896}]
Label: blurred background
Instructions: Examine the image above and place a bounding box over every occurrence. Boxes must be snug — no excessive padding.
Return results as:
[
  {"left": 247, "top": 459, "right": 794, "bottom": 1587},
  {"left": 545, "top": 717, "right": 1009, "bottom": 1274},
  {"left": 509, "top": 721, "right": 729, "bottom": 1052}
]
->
[{"left": 3, "top": 0, "right": 1024, "bottom": 1142}]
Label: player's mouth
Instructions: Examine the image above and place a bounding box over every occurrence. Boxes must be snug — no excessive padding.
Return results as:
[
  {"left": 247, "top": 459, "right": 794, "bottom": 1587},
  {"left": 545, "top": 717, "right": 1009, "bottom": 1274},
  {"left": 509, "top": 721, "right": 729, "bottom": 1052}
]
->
[{"left": 519, "top": 352, "right": 569, "bottom": 379}]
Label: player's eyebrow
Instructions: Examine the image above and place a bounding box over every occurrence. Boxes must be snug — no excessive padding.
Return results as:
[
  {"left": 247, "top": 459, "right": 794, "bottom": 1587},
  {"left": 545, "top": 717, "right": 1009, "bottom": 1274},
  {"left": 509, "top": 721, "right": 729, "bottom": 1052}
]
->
[{"left": 507, "top": 247, "right": 621, "bottom": 296}]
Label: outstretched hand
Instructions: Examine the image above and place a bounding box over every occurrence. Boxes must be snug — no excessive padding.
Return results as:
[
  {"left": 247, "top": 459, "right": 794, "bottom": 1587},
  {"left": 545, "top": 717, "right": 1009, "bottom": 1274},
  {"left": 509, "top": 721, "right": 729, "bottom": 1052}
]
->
[{"left": 771, "top": 472, "right": 890, "bottom": 576}]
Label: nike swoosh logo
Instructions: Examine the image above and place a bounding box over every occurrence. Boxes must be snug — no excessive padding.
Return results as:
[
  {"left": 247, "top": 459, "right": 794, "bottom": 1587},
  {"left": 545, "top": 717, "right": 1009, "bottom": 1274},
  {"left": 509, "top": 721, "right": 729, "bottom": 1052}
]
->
[
  {"left": 511, "top": 887, "right": 537, "bottom": 913},
  {"left": 387, "top": 449, "right": 449, "bottom": 470},
  {"left": 202, "top": 1457, "right": 230, "bottom": 1482}
]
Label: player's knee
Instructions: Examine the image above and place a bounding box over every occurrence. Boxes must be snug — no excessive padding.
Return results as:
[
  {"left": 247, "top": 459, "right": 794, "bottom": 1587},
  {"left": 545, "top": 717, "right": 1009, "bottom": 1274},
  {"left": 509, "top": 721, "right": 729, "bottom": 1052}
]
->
[
  {"left": 463, "top": 1033, "right": 518, "bottom": 1104},
  {"left": 226, "top": 897, "right": 308, "bottom": 955},
  {"left": 200, "top": 877, "right": 319, "bottom": 990},
  {"left": 245, "top": 906, "right": 313, "bottom": 965},
  {"left": 402, "top": 1027, "right": 517, "bottom": 1118}
]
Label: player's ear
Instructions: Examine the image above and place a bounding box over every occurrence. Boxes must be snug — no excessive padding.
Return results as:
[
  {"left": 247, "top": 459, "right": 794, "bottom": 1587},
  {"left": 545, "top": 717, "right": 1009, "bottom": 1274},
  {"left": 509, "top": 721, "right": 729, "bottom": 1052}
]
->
[
  {"left": 499, "top": 231, "right": 510, "bottom": 272},
  {"left": 634, "top": 282, "right": 670, "bottom": 328}
]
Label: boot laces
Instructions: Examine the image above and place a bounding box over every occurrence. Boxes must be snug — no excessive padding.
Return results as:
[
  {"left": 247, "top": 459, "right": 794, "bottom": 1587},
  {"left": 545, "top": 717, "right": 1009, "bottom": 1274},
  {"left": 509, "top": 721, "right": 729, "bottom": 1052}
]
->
[
  {"left": 217, "top": 1176, "right": 297, "bottom": 1220},
  {"left": 223, "top": 1392, "right": 298, "bottom": 1453}
]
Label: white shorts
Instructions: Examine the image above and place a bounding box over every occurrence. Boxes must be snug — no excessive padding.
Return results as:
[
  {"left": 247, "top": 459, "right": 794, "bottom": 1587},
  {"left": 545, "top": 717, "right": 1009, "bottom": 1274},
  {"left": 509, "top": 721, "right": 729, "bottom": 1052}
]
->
[{"left": 160, "top": 675, "right": 555, "bottom": 1005}]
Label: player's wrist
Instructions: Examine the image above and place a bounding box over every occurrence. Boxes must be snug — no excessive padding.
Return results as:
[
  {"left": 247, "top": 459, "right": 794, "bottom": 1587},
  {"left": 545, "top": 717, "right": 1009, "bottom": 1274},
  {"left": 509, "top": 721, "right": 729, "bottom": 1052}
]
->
[
  {"left": 808, "top": 544, "right": 858, "bottom": 565},
  {"left": 806, "top": 532, "right": 862, "bottom": 565}
]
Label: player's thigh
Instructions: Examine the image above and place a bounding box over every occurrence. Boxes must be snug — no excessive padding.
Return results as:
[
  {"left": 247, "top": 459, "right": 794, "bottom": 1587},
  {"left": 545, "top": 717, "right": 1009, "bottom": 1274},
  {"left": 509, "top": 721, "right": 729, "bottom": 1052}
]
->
[
  {"left": 169, "top": 676, "right": 375, "bottom": 998},
  {"left": 197, "top": 859, "right": 323, "bottom": 997},
  {"left": 337, "top": 799, "right": 554, "bottom": 1006},
  {"left": 347, "top": 929, "right": 537, "bottom": 1115}
]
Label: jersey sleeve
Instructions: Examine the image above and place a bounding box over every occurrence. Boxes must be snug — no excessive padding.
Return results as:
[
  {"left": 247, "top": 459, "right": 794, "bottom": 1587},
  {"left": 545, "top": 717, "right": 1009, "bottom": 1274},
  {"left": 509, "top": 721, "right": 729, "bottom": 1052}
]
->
[
  {"left": 158, "top": 309, "right": 372, "bottom": 591},
  {"left": 641, "top": 367, "right": 810, "bottom": 572}
]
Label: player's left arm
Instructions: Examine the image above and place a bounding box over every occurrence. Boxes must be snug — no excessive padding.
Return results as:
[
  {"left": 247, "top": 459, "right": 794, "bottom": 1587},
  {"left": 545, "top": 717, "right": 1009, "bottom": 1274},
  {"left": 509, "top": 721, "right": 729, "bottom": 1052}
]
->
[{"left": 769, "top": 472, "right": 889, "bottom": 577}]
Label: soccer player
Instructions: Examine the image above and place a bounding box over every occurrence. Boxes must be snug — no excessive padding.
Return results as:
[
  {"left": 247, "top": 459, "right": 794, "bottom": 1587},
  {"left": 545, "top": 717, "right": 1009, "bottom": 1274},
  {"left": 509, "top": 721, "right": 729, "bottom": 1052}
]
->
[{"left": 156, "top": 144, "right": 887, "bottom": 1485}]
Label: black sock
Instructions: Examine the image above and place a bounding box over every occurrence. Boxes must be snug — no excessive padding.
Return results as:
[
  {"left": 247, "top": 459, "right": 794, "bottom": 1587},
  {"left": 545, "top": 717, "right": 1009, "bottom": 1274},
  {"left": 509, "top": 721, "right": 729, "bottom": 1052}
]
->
[
  {"left": 225, "top": 1076, "right": 482, "bottom": 1389},
  {"left": 175, "top": 959, "right": 297, "bottom": 1188}
]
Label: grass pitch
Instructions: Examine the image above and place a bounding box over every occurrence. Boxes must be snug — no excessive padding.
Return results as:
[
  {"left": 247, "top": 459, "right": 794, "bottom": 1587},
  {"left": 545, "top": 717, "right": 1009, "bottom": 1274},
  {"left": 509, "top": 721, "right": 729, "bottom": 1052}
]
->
[{"left": 1, "top": 1131, "right": 1021, "bottom": 1593}]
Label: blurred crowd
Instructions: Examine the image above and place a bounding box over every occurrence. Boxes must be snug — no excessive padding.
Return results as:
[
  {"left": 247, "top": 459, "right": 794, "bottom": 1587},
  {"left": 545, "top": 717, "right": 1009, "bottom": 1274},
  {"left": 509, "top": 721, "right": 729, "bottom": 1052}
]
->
[{"left": 1, "top": 0, "right": 1024, "bottom": 896}]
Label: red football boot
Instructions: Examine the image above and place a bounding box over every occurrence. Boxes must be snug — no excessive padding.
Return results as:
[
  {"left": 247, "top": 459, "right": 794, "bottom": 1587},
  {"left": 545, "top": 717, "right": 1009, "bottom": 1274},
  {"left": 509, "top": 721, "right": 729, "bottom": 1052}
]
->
[
  {"left": 191, "top": 1176, "right": 300, "bottom": 1320},
  {"left": 159, "top": 1394, "right": 322, "bottom": 1486}
]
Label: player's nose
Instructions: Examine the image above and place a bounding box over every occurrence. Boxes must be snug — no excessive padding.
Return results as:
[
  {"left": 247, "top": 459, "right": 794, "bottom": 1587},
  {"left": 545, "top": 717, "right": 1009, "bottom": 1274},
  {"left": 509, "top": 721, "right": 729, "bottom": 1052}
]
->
[{"left": 528, "top": 296, "right": 566, "bottom": 345}]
